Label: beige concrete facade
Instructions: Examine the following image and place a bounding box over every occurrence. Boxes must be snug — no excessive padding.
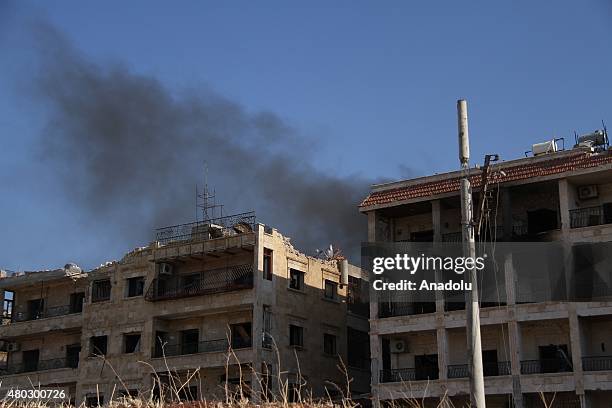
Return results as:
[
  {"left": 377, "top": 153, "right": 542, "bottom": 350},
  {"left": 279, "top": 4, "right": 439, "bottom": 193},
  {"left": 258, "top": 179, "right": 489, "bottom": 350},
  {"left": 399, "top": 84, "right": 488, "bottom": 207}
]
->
[
  {"left": 362, "top": 150, "right": 612, "bottom": 407},
  {"left": 0, "top": 224, "right": 370, "bottom": 405}
]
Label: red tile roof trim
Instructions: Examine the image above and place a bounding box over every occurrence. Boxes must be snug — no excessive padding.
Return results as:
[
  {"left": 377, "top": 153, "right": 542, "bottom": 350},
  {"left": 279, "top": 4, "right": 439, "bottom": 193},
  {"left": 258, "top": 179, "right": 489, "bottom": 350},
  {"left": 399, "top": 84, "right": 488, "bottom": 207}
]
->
[{"left": 360, "top": 151, "right": 612, "bottom": 209}]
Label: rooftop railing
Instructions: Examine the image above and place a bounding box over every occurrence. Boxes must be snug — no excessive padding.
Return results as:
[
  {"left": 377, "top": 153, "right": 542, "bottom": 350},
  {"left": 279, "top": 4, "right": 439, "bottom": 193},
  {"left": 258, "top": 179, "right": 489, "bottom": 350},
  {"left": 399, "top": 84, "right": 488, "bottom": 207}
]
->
[
  {"left": 145, "top": 264, "right": 254, "bottom": 301},
  {"left": 582, "top": 355, "right": 612, "bottom": 372},
  {"left": 155, "top": 212, "right": 256, "bottom": 245}
]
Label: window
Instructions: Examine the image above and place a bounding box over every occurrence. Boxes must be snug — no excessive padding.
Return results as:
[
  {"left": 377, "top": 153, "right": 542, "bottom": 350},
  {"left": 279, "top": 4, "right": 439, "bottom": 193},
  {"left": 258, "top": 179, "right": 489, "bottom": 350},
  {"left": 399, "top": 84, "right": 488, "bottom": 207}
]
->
[
  {"left": 126, "top": 277, "right": 145, "bottom": 297},
  {"left": 66, "top": 344, "right": 81, "bottom": 368},
  {"left": 324, "top": 280, "right": 338, "bottom": 300},
  {"left": 347, "top": 328, "right": 370, "bottom": 369},
  {"left": 92, "top": 279, "right": 111, "bottom": 302},
  {"left": 289, "top": 324, "right": 303, "bottom": 347},
  {"left": 263, "top": 248, "right": 273, "bottom": 281},
  {"left": 323, "top": 333, "right": 337, "bottom": 355},
  {"left": 90, "top": 335, "right": 108, "bottom": 356},
  {"left": 70, "top": 292, "right": 85, "bottom": 313},
  {"left": 289, "top": 269, "right": 304, "bottom": 291},
  {"left": 3, "top": 290, "right": 14, "bottom": 319},
  {"left": 262, "top": 305, "right": 272, "bottom": 349},
  {"left": 231, "top": 322, "right": 252, "bottom": 349},
  {"left": 124, "top": 333, "right": 141, "bottom": 353},
  {"left": 22, "top": 349, "right": 39, "bottom": 372},
  {"left": 27, "top": 299, "right": 44, "bottom": 320},
  {"left": 180, "top": 329, "right": 199, "bottom": 355},
  {"left": 85, "top": 396, "right": 104, "bottom": 407}
]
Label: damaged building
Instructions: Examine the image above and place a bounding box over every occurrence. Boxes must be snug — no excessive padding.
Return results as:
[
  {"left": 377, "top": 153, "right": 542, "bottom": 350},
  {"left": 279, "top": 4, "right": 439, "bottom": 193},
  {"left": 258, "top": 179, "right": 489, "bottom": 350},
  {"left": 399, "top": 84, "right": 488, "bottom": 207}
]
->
[
  {"left": 361, "top": 139, "right": 612, "bottom": 407},
  {"left": 0, "top": 215, "right": 370, "bottom": 405}
]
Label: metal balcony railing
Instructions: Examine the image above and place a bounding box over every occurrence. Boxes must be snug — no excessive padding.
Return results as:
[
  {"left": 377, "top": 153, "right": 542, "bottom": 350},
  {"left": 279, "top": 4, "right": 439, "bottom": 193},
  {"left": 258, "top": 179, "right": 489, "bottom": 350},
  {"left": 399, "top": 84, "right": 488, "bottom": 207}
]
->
[
  {"left": 520, "top": 359, "right": 572, "bottom": 374},
  {"left": 0, "top": 357, "right": 78, "bottom": 375},
  {"left": 582, "top": 355, "right": 612, "bottom": 371},
  {"left": 570, "top": 206, "right": 610, "bottom": 228},
  {"left": 154, "top": 338, "right": 251, "bottom": 358},
  {"left": 155, "top": 212, "right": 256, "bottom": 245},
  {"left": 447, "top": 361, "right": 510, "bottom": 378},
  {"left": 379, "top": 368, "right": 415, "bottom": 383},
  {"left": 145, "top": 264, "right": 254, "bottom": 301},
  {"left": 12, "top": 305, "right": 81, "bottom": 322},
  {"left": 379, "top": 301, "right": 436, "bottom": 317}
]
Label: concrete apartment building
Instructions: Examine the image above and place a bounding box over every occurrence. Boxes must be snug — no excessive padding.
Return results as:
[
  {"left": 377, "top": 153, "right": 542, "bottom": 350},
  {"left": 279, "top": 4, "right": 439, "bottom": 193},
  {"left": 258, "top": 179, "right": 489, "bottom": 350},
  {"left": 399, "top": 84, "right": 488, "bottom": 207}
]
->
[
  {"left": 0, "top": 216, "right": 370, "bottom": 405},
  {"left": 361, "top": 145, "right": 612, "bottom": 407}
]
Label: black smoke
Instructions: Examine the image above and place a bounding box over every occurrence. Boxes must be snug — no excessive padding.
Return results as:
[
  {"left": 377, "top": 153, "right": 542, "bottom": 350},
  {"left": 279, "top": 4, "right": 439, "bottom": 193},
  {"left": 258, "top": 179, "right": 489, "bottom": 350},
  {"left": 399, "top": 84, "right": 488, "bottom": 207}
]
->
[{"left": 33, "top": 23, "right": 378, "bottom": 262}]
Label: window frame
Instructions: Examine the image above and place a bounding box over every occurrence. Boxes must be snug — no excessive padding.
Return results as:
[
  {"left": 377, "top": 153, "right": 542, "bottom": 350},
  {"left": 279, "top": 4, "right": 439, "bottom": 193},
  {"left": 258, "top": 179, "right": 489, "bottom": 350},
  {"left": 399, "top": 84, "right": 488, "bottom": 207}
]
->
[
  {"left": 324, "top": 279, "right": 338, "bottom": 300},
  {"left": 123, "top": 332, "right": 142, "bottom": 354},
  {"left": 288, "top": 268, "right": 304, "bottom": 291},
  {"left": 323, "top": 333, "right": 337, "bottom": 356},
  {"left": 126, "top": 276, "right": 145, "bottom": 298},
  {"left": 263, "top": 248, "right": 273, "bottom": 281},
  {"left": 289, "top": 324, "right": 304, "bottom": 348},
  {"left": 90, "top": 335, "right": 108, "bottom": 356}
]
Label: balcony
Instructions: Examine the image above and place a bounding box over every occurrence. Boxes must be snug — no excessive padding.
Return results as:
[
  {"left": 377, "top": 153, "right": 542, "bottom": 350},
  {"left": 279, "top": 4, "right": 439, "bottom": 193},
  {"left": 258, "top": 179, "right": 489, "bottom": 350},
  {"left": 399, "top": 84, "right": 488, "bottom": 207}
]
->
[
  {"left": 582, "top": 356, "right": 612, "bottom": 372},
  {"left": 447, "top": 361, "right": 510, "bottom": 378},
  {"left": 0, "top": 357, "right": 78, "bottom": 376},
  {"left": 379, "top": 301, "right": 436, "bottom": 318},
  {"left": 145, "top": 264, "right": 254, "bottom": 301},
  {"left": 12, "top": 305, "right": 81, "bottom": 323},
  {"left": 154, "top": 338, "right": 251, "bottom": 358},
  {"left": 379, "top": 367, "right": 439, "bottom": 383},
  {"left": 520, "top": 359, "right": 572, "bottom": 374},
  {"left": 570, "top": 205, "right": 612, "bottom": 228}
]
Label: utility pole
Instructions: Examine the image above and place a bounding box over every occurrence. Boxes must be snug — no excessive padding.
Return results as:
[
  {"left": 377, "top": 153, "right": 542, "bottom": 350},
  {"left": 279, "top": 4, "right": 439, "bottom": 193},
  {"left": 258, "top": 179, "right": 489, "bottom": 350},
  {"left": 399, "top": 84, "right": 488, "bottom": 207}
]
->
[{"left": 457, "top": 99, "right": 486, "bottom": 408}]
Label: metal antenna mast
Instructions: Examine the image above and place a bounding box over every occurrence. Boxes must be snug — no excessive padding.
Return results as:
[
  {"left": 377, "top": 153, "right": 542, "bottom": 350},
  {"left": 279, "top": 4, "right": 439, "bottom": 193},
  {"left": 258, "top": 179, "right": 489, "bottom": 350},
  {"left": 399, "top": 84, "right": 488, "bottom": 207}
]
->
[
  {"left": 457, "top": 99, "right": 486, "bottom": 408},
  {"left": 197, "top": 163, "right": 224, "bottom": 223}
]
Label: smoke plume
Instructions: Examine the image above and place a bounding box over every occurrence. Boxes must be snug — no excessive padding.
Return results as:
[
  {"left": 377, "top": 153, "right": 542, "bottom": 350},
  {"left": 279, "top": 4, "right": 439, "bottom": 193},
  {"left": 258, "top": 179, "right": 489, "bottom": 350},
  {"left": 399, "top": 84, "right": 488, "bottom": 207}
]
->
[{"left": 33, "top": 23, "right": 375, "bottom": 262}]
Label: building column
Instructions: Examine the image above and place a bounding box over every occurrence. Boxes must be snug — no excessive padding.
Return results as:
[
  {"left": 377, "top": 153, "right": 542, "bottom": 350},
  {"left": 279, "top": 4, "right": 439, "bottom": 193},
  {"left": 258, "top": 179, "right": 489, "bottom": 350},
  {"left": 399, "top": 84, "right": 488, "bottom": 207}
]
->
[
  {"left": 436, "top": 326, "right": 448, "bottom": 381},
  {"left": 370, "top": 333, "right": 382, "bottom": 407},
  {"left": 569, "top": 304, "right": 585, "bottom": 401},
  {"left": 504, "top": 253, "right": 524, "bottom": 407}
]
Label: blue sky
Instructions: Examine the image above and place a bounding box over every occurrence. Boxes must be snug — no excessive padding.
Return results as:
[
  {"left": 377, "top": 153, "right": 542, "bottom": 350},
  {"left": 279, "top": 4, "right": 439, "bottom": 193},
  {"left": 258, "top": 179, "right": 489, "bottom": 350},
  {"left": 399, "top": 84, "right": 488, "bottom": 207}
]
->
[{"left": 0, "top": 1, "right": 611, "bottom": 271}]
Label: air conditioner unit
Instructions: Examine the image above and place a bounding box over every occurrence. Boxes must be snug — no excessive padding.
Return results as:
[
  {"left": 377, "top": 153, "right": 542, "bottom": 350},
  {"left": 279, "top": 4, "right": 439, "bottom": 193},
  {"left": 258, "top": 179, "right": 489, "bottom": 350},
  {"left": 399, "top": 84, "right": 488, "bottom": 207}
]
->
[
  {"left": 578, "top": 185, "right": 598, "bottom": 200},
  {"left": 390, "top": 339, "right": 406, "bottom": 353},
  {"left": 7, "top": 342, "right": 20, "bottom": 352},
  {"left": 158, "top": 263, "right": 173, "bottom": 275}
]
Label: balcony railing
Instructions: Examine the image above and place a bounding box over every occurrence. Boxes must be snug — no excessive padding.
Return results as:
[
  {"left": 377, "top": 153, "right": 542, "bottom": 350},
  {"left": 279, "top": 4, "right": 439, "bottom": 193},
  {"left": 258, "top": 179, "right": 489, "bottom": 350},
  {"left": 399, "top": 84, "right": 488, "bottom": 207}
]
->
[
  {"left": 570, "top": 206, "right": 611, "bottom": 228},
  {"left": 582, "top": 355, "right": 612, "bottom": 371},
  {"left": 145, "top": 264, "right": 254, "bottom": 301},
  {"left": 12, "top": 305, "right": 81, "bottom": 323},
  {"left": 447, "top": 361, "right": 510, "bottom": 378},
  {"left": 520, "top": 359, "right": 572, "bottom": 374},
  {"left": 0, "top": 357, "right": 78, "bottom": 375},
  {"left": 379, "top": 368, "right": 415, "bottom": 383},
  {"left": 155, "top": 212, "right": 256, "bottom": 245},
  {"left": 154, "top": 338, "right": 251, "bottom": 358},
  {"left": 379, "top": 301, "right": 436, "bottom": 318}
]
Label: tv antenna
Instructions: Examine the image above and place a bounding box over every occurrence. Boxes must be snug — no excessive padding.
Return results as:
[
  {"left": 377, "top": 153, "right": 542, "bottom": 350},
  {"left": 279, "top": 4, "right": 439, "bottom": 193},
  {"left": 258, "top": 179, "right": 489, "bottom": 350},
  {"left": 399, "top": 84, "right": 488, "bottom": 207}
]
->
[{"left": 196, "top": 163, "right": 224, "bottom": 223}]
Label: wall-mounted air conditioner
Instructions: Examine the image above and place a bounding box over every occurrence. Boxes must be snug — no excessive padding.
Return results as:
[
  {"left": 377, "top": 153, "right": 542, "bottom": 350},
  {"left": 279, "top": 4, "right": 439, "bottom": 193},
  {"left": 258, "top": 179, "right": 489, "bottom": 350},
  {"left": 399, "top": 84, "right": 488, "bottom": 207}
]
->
[
  {"left": 158, "top": 263, "right": 173, "bottom": 275},
  {"left": 390, "top": 339, "right": 406, "bottom": 353},
  {"left": 578, "top": 185, "right": 598, "bottom": 200},
  {"left": 7, "top": 342, "right": 20, "bottom": 352}
]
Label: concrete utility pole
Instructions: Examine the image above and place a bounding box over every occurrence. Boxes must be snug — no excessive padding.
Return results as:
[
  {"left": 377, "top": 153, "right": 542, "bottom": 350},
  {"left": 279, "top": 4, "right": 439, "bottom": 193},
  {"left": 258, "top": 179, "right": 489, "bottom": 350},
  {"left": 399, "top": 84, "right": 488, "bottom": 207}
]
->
[{"left": 457, "top": 99, "right": 486, "bottom": 408}]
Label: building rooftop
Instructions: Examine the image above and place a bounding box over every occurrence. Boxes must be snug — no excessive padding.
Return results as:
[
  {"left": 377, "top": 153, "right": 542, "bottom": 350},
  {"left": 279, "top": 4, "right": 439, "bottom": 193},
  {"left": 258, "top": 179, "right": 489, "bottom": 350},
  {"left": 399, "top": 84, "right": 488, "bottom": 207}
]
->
[{"left": 360, "top": 149, "right": 612, "bottom": 211}]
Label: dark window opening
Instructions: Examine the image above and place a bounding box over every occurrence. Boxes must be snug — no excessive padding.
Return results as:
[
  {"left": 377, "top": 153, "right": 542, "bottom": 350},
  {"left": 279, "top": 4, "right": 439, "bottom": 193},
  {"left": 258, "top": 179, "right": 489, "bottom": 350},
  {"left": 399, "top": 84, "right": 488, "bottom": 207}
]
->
[
  {"left": 289, "top": 269, "right": 304, "bottom": 291},
  {"left": 262, "top": 305, "right": 272, "bottom": 349},
  {"left": 66, "top": 344, "right": 81, "bottom": 368},
  {"left": 178, "top": 385, "right": 198, "bottom": 401},
  {"left": 289, "top": 325, "right": 304, "bottom": 347},
  {"left": 90, "top": 335, "right": 108, "bottom": 356},
  {"left": 92, "top": 279, "right": 111, "bottom": 302},
  {"left": 263, "top": 248, "right": 273, "bottom": 281},
  {"left": 288, "top": 383, "right": 300, "bottom": 403},
  {"left": 124, "top": 333, "right": 141, "bottom": 353},
  {"left": 86, "top": 396, "right": 104, "bottom": 407},
  {"left": 22, "top": 349, "right": 39, "bottom": 372},
  {"left": 324, "top": 280, "right": 338, "bottom": 300},
  {"left": 231, "top": 322, "right": 252, "bottom": 349},
  {"left": 127, "top": 277, "right": 145, "bottom": 297},
  {"left": 482, "top": 350, "right": 499, "bottom": 376},
  {"left": 180, "top": 329, "right": 199, "bottom": 355},
  {"left": 155, "top": 331, "right": 169, "bottom": 357},
  {"left": 527, "top": 208, "right": 558, "bottom": 235},
  {"left": 538, "top": 344, "right": 571, "bottom": 373},
  {"left": 415, "top": 354, "right": 439, "bottom": 380},
  {"left": 27, "top": 299, "right": 44, "bottom": 320},
  {"left": 410, "top": 230, "right": 434, "bottom": 242},
  {"left": 70, "top": 293, "right": 85, "bottom": 313},
  {"left": 347, "top": 328, "right": 370, "bottom": 369},
  {"left": 323, "top": 333, "right": 337, "bottom": 355}
]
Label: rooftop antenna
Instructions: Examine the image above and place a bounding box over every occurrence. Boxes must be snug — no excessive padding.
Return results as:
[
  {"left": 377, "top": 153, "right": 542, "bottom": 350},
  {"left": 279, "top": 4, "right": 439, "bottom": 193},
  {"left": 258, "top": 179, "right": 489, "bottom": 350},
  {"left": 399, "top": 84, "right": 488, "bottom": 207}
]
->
[{"left": 196, "top": 162, "right": 224, "bottom": 223}]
